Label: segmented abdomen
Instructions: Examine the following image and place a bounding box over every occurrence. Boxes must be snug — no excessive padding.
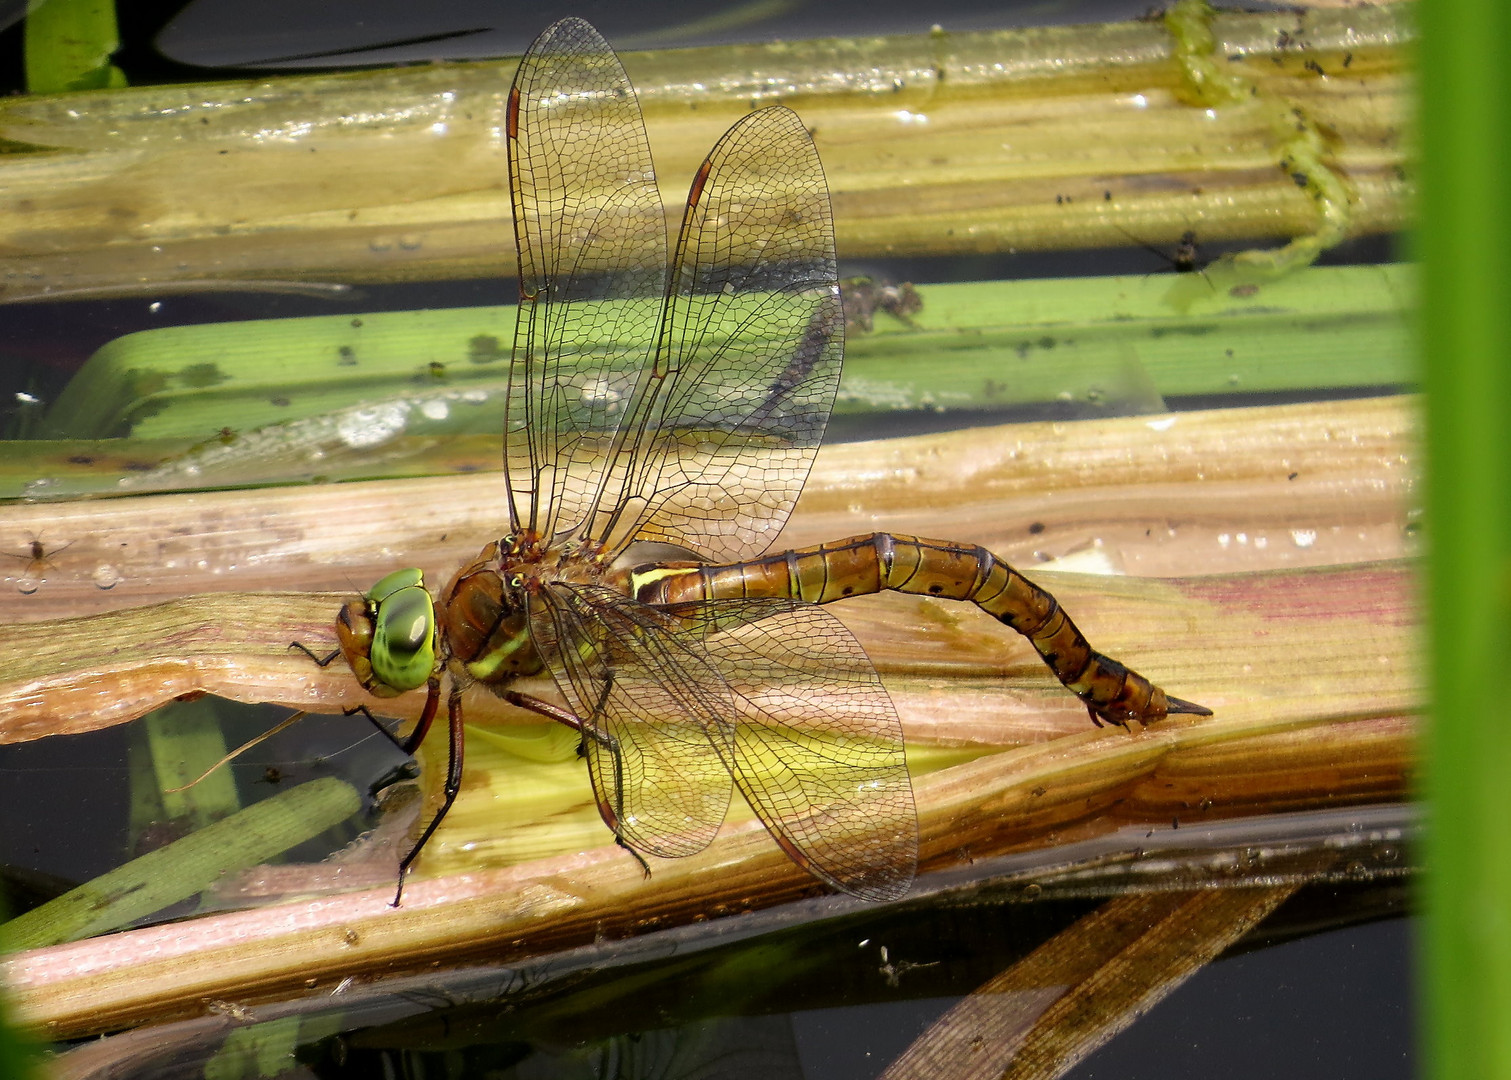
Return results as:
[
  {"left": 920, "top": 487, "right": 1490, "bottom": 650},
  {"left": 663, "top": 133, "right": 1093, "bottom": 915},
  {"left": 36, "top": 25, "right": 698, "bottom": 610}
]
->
[{"left": 631, "top": 532, "right": 1203, "bottom": 726}]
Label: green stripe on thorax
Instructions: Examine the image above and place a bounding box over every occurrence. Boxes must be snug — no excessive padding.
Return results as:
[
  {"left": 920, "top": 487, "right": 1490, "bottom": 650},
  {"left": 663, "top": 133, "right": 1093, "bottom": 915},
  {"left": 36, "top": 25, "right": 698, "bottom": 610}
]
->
[{"left": 465, "top": 628, "right": 535, "bottom": 681}]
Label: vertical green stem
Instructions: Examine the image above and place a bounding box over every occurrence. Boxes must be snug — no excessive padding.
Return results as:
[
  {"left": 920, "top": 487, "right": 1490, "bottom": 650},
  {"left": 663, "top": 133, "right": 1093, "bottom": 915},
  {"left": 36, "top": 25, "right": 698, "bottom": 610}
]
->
[
  {"left": 1422, "top": 3, "right": 1511, "bottom": 1078},
  {"left": 23, "top": 0, "right": 126, "bottom": 93},
  {"left": 0, "top": 992, "right": 36, "bottom": 1080}
]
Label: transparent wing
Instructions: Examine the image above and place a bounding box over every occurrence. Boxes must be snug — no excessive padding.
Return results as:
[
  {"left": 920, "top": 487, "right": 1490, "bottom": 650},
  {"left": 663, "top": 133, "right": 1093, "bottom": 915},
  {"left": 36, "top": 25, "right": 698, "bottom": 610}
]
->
[
  {"left": 503, "top": 17, "right": 668, "bottom": 539},
  {"left": 527, "top": 584, "right": 734, "bottom": 859},
  {"left": 577, "top": 105, "right": 844, "bottom": 563},
  {"left": 530, "top": 585, "right": 917, "bottom": 901},
  {"left": 693, "top": 595, "right": 916, "bottom": 901}
]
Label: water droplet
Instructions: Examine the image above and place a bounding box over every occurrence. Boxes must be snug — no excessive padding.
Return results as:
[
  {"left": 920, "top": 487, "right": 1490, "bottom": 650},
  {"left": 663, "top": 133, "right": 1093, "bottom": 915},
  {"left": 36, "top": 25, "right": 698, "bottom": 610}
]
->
[
  {"left": 92, "top": 564, "right": 121, "bottom": 590},
  {"left": 17, "top": 576, "right": 39, "bottom": 595}
]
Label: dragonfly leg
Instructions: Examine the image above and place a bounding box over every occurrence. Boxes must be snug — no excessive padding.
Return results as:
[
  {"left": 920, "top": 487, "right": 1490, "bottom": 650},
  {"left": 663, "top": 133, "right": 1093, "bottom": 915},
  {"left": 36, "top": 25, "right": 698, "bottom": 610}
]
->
[
  {"left": 393, "top": 677, "right": 459, "bottom": 907},
  {"left": 288, "top": 640, "right": 342, "bottom": 668},
  {"left": 398, "top": 678, "right": 442, "bottom": 756},
  {"left": 501, "top": 688, "right": 652, "bottom": 880},
  {"left": 335, "top": 703, "right": 412, "bottom": 755},
  {"left": 291, "top": 637, "right": 428, "bottom": 761},
  {"left": 500, "top": 689, "right": 614, "bottom": 750}
]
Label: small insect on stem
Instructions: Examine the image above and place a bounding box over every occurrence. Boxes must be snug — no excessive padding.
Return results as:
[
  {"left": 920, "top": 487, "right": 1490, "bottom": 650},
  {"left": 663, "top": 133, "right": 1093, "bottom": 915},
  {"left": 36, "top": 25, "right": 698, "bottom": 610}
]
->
[
  {"left": 1114, "top": 225, "right": 1215, "bottom": 289},
  {"left": 5, "top": 534, "right": 74, "bottom": 593}
]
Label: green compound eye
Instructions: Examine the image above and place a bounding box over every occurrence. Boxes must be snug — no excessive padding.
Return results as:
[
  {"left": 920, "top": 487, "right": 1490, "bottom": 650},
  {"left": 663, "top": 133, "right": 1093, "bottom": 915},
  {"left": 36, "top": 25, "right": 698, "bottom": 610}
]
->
[
  {"left": 368, "top": 567, "right": 425, "bottom": 606},
  {"left": 368, "top": 570, "right": 435, "bottom": 692}
]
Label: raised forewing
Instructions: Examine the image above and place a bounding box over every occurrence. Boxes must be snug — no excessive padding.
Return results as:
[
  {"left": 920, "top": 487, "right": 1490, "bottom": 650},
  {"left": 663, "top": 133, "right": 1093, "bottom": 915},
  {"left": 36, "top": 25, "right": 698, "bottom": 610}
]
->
[
  {"left": 503, "top": 18, "right": 669, "bottom": 539},
  {"left": 576, "top": 105, "right": 844, "bottom": 564},
  {"left": 531, "top": 585, "right": 917, "bottom": 901}
]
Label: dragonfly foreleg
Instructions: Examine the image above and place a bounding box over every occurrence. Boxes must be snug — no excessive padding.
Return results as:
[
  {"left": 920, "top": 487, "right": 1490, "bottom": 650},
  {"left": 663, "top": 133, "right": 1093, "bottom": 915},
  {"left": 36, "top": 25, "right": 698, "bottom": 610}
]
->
[
  {"left": 333, "top": 703, "right": 409, "bottom": 754},
  {"left": 393, "top": 679, "right": 461, "bottom": 906},
  {"left": 288, "top": 640, "right": 341, "bottom": 668},
  {"left": 501, "top": 688, "right": 652, "bottom": 880},
  {"left": 399, "top": 676, "right": 442, "bottom": 755},
  {"left": 291, "top": 637, "right": 429, "bottom": 762}
]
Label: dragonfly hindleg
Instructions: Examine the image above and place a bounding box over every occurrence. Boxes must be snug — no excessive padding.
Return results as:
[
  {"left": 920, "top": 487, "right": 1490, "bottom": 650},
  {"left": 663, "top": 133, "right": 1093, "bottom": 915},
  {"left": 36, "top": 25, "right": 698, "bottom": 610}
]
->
[
  {"left": 502, "top": 687, "right": 651, "bottom": 879},
  {"left": 501, "top": 689, "right": 615, "bottom": 752}
]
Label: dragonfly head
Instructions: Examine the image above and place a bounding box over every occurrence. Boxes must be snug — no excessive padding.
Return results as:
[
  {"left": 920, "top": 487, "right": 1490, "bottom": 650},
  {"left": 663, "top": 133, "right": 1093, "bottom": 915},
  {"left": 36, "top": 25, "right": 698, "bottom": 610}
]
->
[{"left": 336, "top": 567, "right": 439, "bottom": 697}]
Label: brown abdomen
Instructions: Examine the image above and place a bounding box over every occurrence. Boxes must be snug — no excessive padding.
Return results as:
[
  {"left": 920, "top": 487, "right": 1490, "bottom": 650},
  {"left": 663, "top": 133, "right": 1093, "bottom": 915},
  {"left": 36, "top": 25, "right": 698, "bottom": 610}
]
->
[{"left": 631, "top": 533, "right": 1207, "bottom": 727}]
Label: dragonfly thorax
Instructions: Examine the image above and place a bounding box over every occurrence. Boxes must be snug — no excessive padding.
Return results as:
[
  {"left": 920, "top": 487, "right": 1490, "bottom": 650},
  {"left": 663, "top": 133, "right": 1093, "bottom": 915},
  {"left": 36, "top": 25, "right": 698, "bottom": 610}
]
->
[{"left": 437, "top": 540, "right": 551, "bottom": 685}]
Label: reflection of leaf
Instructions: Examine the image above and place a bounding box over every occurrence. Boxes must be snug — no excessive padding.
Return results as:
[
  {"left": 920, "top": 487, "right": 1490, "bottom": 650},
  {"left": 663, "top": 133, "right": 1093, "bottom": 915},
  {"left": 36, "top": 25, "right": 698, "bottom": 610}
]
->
[
  {"left": 0, "top": 777, "right": 361, "bottom": 951},
  {"left": 137, "top": 698, "right": 241, "bottom": 832},
  {"left": 880, "top": 885, "right": 1296, "bottom": 1080}
]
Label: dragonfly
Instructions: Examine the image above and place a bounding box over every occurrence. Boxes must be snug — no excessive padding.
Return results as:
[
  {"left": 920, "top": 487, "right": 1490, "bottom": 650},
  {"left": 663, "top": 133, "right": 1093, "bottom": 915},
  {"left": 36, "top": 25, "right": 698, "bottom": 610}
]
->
[{"left": 312, "top": 17, "right": 1209, "bottom": 906}]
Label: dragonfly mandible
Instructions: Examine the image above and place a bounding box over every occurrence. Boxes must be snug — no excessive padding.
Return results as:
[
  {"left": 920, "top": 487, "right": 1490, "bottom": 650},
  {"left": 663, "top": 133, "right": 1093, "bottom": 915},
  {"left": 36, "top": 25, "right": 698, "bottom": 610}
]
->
[{"left": 313, "top": 17, "right": 1209, "bottom": 906}]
